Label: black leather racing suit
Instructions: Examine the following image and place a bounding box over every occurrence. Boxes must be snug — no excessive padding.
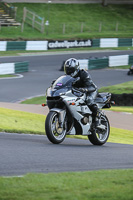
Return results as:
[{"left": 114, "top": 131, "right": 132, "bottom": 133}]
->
[{"left": 73, "top": 69, "right": 99, "bottom": 116}]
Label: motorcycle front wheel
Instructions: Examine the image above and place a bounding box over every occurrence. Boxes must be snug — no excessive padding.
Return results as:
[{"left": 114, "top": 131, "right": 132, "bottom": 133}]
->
[
  {"left": 88, "top": 115, "right": 110, "bottom": 145},
  {"left": 45, "top": 111, "right": 67, "bottom": 144}
]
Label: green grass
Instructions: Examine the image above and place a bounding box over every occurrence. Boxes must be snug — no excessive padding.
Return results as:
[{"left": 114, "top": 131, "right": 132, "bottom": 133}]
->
[
  {"left": 109, "top": 106, "right": 133, "bottom": 114},
  {"left": 112, "top": 65, "right": 130, "bottom": 69},
  {"left": 99, "top": 81, "right": 133, "bottom": 94},
  {"left": 0, "top": 107, "right": 133, "bottom": 145},
  {"left": 0, "top": 74, "right": 16, "bottom": 78},
  {"left": 21, "top": 96, "right": 46, "bottom": 105},
  {"left": 0, "top": 169, "right": 133, "bottom": 200},
  {"left": 0, "top": 107, "right": 45, "bottom": 135},
  {"left": 109, "top": 127, "right": 133, "bottom": 145},
  {"left": 0, "top": 47, "right": 133, "bottom": 57},
  {"left": 0, "top": 47, "right": 133, "bottom": 58},
  {"left": 1, "top": 4, "right": 133, "bottom": 39}
]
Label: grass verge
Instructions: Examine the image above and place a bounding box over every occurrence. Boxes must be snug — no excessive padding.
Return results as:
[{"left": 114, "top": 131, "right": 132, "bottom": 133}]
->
[
  {"left": 111, "top": 65, "right": 130, "bottom": 69},
  {"left": 21, "top": 96, "right": 46, "bottom": 105},
  {"left": 0, "top": 107, "right": 45, "bottom": 135},
  {"left": 0, "top": 169, "right": 133, "bottom": 200},
  {"left": 0, "top": 75, "right": 16, "bottom": 78},
  {"left": 0, "top": 47, "right": 133, "bottom": 57},
  {"left": 0, "top": 107, "right": 133, "bottom": 145},
  {"left": 109, "top": 106, "right": 133, "bottom": 114},
  {"left": 98, "top": 81, "right": 133, "bottom": 94}
]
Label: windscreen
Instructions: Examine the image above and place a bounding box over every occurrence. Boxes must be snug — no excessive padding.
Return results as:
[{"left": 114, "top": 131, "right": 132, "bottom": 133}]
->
[{"left": 52, "top": 75, "right": 74, "bottom": 89}]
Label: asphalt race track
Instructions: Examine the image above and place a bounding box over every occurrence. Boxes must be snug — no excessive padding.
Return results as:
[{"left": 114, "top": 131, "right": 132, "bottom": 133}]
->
[
  {"left": 0, "top": 50, "right": 133, "bottom": 102},
  {"left": 0, "top": 50, "right": 133, "bottom": 176},
  {"left": 0, "top": 132, "right": 133, "bottom": 176}
]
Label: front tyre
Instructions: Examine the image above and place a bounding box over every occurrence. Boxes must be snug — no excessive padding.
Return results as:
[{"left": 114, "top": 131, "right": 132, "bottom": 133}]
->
[
  {"left": 88, "top": 115, "right": 110, "bottom": 145},
  {"left": 45, "top": 111, "right": 67, "bottom": 144}
]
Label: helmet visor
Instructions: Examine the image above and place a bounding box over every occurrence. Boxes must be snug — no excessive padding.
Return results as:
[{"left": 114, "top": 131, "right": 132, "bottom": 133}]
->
[{"left": 65, "top": 66, "right": 75, "bottom": 75}]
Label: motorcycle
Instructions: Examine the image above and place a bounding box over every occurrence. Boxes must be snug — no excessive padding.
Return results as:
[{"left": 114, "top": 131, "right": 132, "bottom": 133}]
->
[
  {"left": 127, "top": 66, "right": 133, "bottom": 75},
  {"left": 44, "top": 75, "right": 114, "bottom": 145}
]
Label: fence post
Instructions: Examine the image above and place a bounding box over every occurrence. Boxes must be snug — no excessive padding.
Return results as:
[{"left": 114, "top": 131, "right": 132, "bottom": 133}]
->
[
  {"left": 21, "top": 21, "right": 24, "bottom": 32},
  {"left": 63, "top": 23, "right": 65, "bottom": 34},
  {"left": 41, "top": 17, "right": 44, "bottom": 33},
  {"left": 23, "top": 7, "right": 26, "bottom": 22},
  {"left": 14, "top": 7, "right": 17, "bottom": 20},
  {"left": 99, "top": 22, "right": 102, "bottom": 32},
  {"left": 116, "top": 22, "right": 119, "bottom": 31},
  {"left": 81, "top": 22, "right": 84, "bottom": 33},
  {"left": 21, "top": 7, "right": 26, "bottom": 32},
  {"left": 32, "top": 13, "right": 35, "bottom": 28}
]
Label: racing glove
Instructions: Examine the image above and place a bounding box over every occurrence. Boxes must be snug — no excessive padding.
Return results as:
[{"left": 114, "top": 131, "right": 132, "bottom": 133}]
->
[{"left": 77, "top": 88, "right": 88, "bottom": 93}]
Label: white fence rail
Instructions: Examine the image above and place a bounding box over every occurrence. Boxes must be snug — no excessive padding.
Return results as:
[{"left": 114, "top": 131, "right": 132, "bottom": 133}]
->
[
  {"left": 109, "top": 55, "right": 129, "bottom": 67},
  {"left": 0, "top": 41, "right": 7, "bottom": 51},
  {"left": 26, "top": 41, "right": 48, "bottom": 50},
  {"left": 78, "top": 59, "right": 88, "bottom": 70},
  {"left": 21, "top": 7, "right": 44, "bottom": 33},
  {"left": 100, "top": 38, "right": 118, "bottom": 48},
  {"left": 0, "top": 63, "right": 14, "bottom": 75}
]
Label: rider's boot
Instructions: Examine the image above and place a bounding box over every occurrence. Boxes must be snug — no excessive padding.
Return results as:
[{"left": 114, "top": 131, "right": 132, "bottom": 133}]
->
[{"left": 89, "top": 104, "right": 101, "bottom": 128}]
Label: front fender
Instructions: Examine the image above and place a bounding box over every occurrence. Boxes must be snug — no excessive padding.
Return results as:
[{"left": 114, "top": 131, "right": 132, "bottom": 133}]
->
[
  {"left": 50, "top": 108, "right": 65, "bottom": 113},
  {"left": 50, "top": 108, "right": 66, "bottom": 125}
]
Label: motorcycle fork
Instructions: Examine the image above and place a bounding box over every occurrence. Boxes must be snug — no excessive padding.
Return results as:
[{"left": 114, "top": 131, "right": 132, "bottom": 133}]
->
[{"left": 58, "top": 110, "right": 66, "bottom": 128}]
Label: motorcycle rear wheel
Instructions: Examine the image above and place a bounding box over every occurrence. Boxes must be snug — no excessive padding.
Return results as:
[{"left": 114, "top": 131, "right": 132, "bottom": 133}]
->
[
  {"left": 45, "top": 111, "right": 67, "bottom": 144},
  {"left": 88, "top": 115, "right": 110, "bottom": 145}
]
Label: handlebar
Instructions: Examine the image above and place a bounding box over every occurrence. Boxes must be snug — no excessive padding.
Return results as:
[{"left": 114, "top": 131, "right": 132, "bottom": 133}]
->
[{"left": 72, "top": 87, "right": 85, "bottom": 97}]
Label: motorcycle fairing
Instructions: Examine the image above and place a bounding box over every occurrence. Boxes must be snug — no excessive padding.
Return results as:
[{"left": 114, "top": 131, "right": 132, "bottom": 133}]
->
[{"left": 62, "top": 92, "right": 92, "bottom": 135}]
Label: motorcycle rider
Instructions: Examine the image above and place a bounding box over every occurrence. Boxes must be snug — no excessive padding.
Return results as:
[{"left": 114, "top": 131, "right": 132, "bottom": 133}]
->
[{"left": 64, "top": 58, "right": 100, "bottom": 127}]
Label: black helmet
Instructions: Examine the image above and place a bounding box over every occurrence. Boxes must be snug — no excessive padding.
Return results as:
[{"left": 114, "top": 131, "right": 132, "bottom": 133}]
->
[{"left": 64, "top": 58, "right": 79, "bottom": 77}]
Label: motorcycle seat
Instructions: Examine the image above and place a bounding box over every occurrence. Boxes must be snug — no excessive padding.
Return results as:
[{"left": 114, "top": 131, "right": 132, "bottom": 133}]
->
[
  {"left": 97, "top": 93, "right": 109, "bottom": 98},
  {"left": 95, "top": 93, "right": 110, "bottom": 103}
]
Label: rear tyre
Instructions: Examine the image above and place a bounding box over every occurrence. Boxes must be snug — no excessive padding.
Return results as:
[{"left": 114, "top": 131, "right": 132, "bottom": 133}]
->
[
  {"left": 45, "top": 111, "right": 67, "bottom": 144},
  {"left": 88, "top": 115, "right": 110, "bottom": 145}
]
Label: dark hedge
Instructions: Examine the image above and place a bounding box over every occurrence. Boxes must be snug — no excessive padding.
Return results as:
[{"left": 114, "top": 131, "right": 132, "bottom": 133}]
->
[{"left": 111, "top": 93, "right": 133, "bottom": 106}]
